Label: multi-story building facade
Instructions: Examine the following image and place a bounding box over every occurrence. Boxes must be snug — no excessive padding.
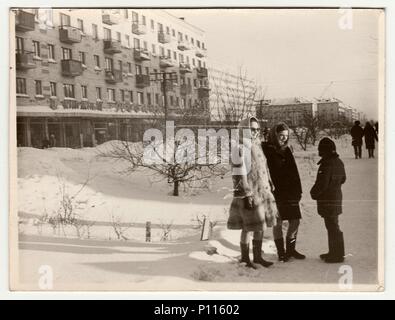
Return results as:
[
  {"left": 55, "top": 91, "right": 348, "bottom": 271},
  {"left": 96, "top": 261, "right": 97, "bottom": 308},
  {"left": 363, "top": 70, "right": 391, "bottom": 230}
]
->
[
  {"left": 207, "top": 64, "right": 258, "bottom": 122},
  {"left": 14, "top": 8, "right": 209, "bottom": 148},
  {"left": 256, "top": 97, "right": 314, "bottom": 128}
]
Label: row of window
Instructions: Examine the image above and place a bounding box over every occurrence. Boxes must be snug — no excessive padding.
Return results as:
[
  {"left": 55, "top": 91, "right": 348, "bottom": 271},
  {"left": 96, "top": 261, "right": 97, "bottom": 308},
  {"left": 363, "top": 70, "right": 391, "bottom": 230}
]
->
[
  {"left": 16, "top": 37, "right": 207, "bottom": 69},
  {"left": 16, "top": 78, "right": 202, "bottom": 107},
  {"left": 58, "top": 11, "right": 206, "bottom": 49}
]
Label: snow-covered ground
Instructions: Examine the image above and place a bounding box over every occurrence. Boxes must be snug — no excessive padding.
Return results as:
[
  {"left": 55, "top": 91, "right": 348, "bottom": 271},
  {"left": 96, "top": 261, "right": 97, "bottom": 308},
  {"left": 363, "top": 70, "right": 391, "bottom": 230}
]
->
[{"left": 15, "top": 136, "right": 380, "bottom": 290}]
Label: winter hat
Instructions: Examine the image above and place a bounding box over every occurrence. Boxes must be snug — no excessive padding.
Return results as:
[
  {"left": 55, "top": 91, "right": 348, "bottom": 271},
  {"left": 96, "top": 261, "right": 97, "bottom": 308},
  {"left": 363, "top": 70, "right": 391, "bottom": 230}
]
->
[{"left": 318, "top": 137, "right": 336, "bottom": 156}]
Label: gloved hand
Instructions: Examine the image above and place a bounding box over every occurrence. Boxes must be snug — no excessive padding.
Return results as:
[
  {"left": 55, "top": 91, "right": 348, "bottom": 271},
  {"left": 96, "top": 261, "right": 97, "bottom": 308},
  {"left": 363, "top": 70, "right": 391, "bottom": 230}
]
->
[{"left": 244, "top": 196, "right": 255, "bottom": 210}]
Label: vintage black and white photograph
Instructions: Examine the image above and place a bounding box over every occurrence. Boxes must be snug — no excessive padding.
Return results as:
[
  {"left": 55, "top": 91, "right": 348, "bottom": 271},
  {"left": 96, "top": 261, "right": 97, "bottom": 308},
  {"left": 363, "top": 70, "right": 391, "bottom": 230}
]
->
[{"left": 9, "top": 7, "right": 384, "bottom": 291}]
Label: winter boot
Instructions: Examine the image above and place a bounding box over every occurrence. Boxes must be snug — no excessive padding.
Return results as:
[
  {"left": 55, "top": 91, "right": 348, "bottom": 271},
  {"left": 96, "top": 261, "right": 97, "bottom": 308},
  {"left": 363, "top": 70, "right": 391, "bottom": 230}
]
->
[
  {"left": 320, "top": 232, "right": 332, "bottom": 260},
  {"left": 240, "top": 243, "right": 257, "bottom": 269},
  {"left": 274, "top": 238, "right": 289, "bottom": 262},
  {"left": 325, "top": 232, "right": 345, "bottom": 263},
  {"left": 252, "top": 239, "right": 273, "bottom": 268},
  {"left": 286, "top": 237, "right": 306, "bottom": 260}
]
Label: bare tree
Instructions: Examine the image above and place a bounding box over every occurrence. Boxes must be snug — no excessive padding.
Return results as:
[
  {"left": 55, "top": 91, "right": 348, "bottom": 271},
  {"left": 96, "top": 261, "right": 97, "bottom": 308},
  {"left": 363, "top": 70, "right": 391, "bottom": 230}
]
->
[
  {"left": 210, "top": 66, "right": 262, "bottom": 123},
  {"left": 98, "top": 138, "right": 228, "bottom": 197},
  {"left": 291, "top": 110, "right": 322, "bottom": 151}
]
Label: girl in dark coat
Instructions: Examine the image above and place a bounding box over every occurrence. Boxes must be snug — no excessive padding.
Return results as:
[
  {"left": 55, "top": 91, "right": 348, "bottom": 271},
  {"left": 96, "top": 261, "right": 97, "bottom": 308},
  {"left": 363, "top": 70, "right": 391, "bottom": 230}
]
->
[
  {"left": 262, "top": 123, "right": 305, "bottom": 262},
  {"left": 310, "top": 138, "right": 346, "bottom": 263},
  {"left": 363, "top": 122, "right": 378, "bottom": 158},
  {"left": 350, "top": 120, "right": 364, "bottom": 159}
]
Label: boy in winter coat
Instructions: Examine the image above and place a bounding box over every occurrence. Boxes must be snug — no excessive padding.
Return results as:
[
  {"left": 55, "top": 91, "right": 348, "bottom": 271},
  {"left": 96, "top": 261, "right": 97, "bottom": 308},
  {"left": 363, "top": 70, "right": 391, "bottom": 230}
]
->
[
  {"left": 227, "top": 117, "right": 278, "bottom": 268},
  {"left": 310, "top": 138, "right": 346, "bottom": 263}
]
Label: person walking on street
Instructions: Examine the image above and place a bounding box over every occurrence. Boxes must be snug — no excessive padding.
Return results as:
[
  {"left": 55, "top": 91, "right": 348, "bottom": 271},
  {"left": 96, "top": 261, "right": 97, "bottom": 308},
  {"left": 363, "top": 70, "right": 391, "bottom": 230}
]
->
[
  {"left": 364, "top": 122, "right": 378, "bottom": 158},
  {"left": 262, "top": 123, "right": 305, "bottom": 262},
  {"left": 227, "top": 116, "right": 278, "bottom": 269},
  {"left": 350, "top": 120, "right": 364, "bottom": 159},
  {"left": 310, "top": 138, "right": 346, "bottom": 263}
]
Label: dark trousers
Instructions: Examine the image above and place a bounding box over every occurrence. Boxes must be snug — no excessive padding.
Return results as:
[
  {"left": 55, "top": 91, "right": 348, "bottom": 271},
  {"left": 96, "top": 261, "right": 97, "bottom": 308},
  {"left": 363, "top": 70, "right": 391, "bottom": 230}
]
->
[
  {"left": 368, "top": 148, "right": 375, "bottom": 158},
  {"left": 353, "top": 145, "right": 362, "bottom": 158},
  {"left": 324, "top": 216, "right": 342, "bottom": 236}
]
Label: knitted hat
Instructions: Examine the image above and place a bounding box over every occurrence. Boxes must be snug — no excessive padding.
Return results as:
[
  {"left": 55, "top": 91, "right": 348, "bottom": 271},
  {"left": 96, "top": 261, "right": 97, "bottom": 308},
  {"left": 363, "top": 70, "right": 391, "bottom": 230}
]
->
[{"left": 318, "top": 137, "right": 336, "bottom": 156}]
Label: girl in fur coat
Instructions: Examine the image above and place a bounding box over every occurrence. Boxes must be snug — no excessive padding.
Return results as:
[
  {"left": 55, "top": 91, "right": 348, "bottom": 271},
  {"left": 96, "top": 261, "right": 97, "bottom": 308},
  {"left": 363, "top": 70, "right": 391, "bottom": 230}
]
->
[{"left": 227, "top": 117, "right": 278, "bottom": 268}]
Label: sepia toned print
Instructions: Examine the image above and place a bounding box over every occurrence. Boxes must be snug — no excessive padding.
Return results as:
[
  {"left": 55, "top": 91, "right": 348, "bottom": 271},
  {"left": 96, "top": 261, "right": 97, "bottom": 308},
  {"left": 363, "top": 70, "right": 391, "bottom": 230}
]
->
[{"left": 9, "top": 7, "right": 384, "bottom": 291}]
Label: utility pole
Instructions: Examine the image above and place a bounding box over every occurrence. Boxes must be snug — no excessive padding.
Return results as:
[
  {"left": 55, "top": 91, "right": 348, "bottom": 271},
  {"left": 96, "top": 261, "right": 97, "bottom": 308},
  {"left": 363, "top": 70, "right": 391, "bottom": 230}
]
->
[{"left": 149, "top": 71, "right": 178, "bottom": 124}]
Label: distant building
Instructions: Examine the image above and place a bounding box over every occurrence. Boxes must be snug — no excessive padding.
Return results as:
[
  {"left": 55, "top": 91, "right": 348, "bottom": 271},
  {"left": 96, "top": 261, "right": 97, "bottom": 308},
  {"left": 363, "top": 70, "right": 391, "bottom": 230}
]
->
[
  {"left": 256, "top": 97, "right": 314, "bottom": 128},
  {"left": 14, "top": 8, "right": 209, "bottom": 148}
]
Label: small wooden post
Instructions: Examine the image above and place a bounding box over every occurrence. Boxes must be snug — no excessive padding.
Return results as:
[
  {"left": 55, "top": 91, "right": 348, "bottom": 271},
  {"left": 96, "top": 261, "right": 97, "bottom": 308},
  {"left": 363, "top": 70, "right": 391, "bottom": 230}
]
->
[
  {"left": 200, "top": 216, "right": 210, "bottom": 241},
  {"left": 146, "top": 221, "right": 151, "bottom": 242}
]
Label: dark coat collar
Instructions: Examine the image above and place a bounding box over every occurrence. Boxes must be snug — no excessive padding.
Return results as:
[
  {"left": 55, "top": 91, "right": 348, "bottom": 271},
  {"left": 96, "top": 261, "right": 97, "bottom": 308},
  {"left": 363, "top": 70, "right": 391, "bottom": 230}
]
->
[{"left": 317, "top": 152, "right": 339, "bottom": 165}]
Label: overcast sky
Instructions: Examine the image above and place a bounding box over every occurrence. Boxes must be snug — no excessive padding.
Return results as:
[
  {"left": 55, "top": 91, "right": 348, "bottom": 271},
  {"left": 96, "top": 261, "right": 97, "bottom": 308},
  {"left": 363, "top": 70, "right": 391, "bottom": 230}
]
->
[{"left": 167, "top": 8, "right": 382, "bottom": 119}]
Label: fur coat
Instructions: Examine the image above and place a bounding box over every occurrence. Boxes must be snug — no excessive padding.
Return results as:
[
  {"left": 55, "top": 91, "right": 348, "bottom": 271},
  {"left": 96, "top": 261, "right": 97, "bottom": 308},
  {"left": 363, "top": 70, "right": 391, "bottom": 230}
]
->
[{"left": 227, "top": 117, "right": 278, "bottom": 231}]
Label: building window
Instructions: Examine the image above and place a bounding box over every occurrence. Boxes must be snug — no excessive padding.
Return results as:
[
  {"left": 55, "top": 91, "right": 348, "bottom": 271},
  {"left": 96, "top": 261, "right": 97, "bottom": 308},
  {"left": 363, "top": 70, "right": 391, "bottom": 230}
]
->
[
  {"left": 103, "top": 27, "right": 111, "bottom": 40},
  {"left": 94, "top": 55, "right": 100, "bottom": 68},
  {"left": 176, "top": 97, "right": 179, "bottom": 106},
  {"left": 155, "top": 93, "right": 160, "bottom": 105},
  {"left": 170, "top": 96, "right": 174, "bottom": 106},
  {"left": 63, "top": 84, "right": 75, "bottom": 98},
  {"left": 77, "top": 19, "right": 84, "bottom": 33},
  {"left": 35, "top": 80, "right": 42, "bottom": 96},
  {"left": 92, "top": 24, "right": 98, "bottom": 39},
  {"left": 124, "top": 9, "right": 129, "bottom": 19},
  {"left": 50, "top": 82, "right": 57, "bottom": 97},
  {"left": 60, "top": 13, "right": 70, "bottom": 26},
  {"left": 132, "top": 11, "right": 138, "bottom": 23},
  {"left": 105, "top": 57, "right": 113, "bottom": 70},
  {"left": 62, "top": 47, "right": 72, "bottom": 60},
  {"left": 120, "top": 89, "right": 125, "bottom": 102},
  {"left": 166, "top": 26, "right": 170, "bottom": 35},
  {"left": 107, "top": 88, "right": 115, "bottom": 102},
  {"left": 172, "top": 29, "right": 175, "bottom": 37},
  {"left": 96, "top": 87, "right": 102, "bottom": 100},
  {"left": 178, "top": 32, "right": 183, "bottom": 41},
  {"left": 116, "top": 32, "right": 121, "bottom": 42},
  {"left": 134, "top": 38, "right": 140, "bottom": 49},
  {"left": 158, "top": 23, "right": 163, "bottom": 32},
  {"left": 181, "top": 98, "right": 186, "bottom": 107},
  {"left": 48, "top": 44, "right": 55, "bottom": 60},
  {"left": 192, "top": 58, "right": 195, "bottom": 66},
  {"left": 152, "top": 44, "right": 156, "bottom": 55},
  {"left": 16, "top": 37, "right": 24, "bottom": 52},
  {"left": 118, "top": 60, "right": 123, "bottom": 72},
  {"left": 185, "top": 35, "right": 189, "bottom": 41},
  {"left": 150, "top": 19, "right": 154, "bottom": 29},
  {"left": 191, "top": 37, "right": 194, "bottom": 45},
  {"left": 125, "top": 34, "right": 130, "bottom": 47},
  {"left": 167, "top": 49, "right": 171, "bottom": 58},
  {"left": 135, "top": 64, "right": 142, "bottom": 75},
  {"left": 16, "top": 78, "right": 26, "bottom": 94},
  {"left": 145, "top": 67, "right": 149, "bottom": 75},
  {"left": 129, "top": 91, "right": 133, "bottom": 102},
  {"left": 137, "top": 92, "right": 144, "bottom": 104},
  {"left": 198, "top": 60, "right": 202, "bottom": 68},
  {"left": 142, "top": 15, "right": 146, "bottom": 25},
  {"left": 197, "top": 40, "right": 201, "bottom": 48},
  {"left": 160, "top": 46, "right": 165, "bottom": 56},
  {"left": 127, "top": 62, "right": 132, "bottom": 74},
  {"left": 173, "top": 51, "right": 177, "bottom": 60},
  {"left": 202, "top": 42, "right": 206, "bottom": 49},
  {"left": 80, "top": 85, "right": 87, "bottom": 99},
  {"left": 33, "top": 41, "right": 40, "bottom": 57},
  {"left": 179, "top": 53, "right": 184, "bottom": 63},
  {"left": 79, "top": 51, "right": 86, "bottom": 65},
  {"left": 147, "top": 93, "right": 152, "bottom": 105}
]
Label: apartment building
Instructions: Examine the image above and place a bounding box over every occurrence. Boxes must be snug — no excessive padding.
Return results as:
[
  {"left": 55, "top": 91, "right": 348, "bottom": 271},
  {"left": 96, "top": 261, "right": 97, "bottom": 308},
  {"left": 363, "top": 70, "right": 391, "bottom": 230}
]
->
[
  {"left": 208, "top": 64, "right": 258, "bottom": 122},
  {"left": 14, "top": 8, "right": 209, "bottom": 148},
  {"left": 256, "top": 97, "right": 314, "bottom": 128}
]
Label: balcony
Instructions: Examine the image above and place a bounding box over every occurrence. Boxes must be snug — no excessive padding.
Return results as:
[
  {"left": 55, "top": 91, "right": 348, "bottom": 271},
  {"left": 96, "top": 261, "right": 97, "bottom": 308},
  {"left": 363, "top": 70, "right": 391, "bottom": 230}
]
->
[
  {"left": 61, "top": 59, "right": 83, "bottom": 77},
  {"left": 159, "top": 56, "right": 176, "bottom": 68},
  {"left": 180, "top": 84, "right": 192, "bottom": 96},
  {"left": 196, "top": 67, "right": 208, "bottom": 78},
  {"left": 103, "top": 40, "right": 122, "bottom": 54},
  {"left": 197, "top": 86, "right": 210, "bottom": 99},
  {"left": 179, "top": 63, "right": 192, "bottom": 74},
  {"left": 15, "top": 10, "right": 35, "bottom": 32},
  {"left": 16, "top": 51, "right": 36, "bottom": 70},
  {"left": 132, "top": 23, "right": 147, "bottom": 35},
  {"left": 135, "top": 74, "right": 150, "bottom": 88},
  {"left": 158, "top": 31, "right": 171, "bottom": 44},
  {"left": 59, "top": 26, "right": 82, "bottom": 44},
  {"left": 177, "top": 40, "right": 191, "bottom": 51},
  {"left": 133, "top": 48, "right": 150, "bottom": 61},
  {"left": 105, "top": 69, "right": 123, "bottom": 84},
  {"left": 195, "top": 47, "right": 207, "bottom": 58},
  {"left": 102, "top": 10, "right": 120, "bottom": 25}
]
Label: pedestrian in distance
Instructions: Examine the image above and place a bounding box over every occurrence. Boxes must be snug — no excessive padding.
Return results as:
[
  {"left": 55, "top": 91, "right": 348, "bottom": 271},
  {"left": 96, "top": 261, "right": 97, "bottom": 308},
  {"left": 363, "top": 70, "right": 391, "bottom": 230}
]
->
[
  {"left": 364, "top": 122, "right": 378, "bottom": 158},
  {"left": 350, "top": 120, "right": 364, "bottom": 159},
  {"left": 310, "top": 138, "right": 346, "bottom": 263},
  {"left": 262, "top": 122, "right": 305, "bottom": 262},
  {"left": 227, "top": 116, "right": 278, "bottom": 269}
]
